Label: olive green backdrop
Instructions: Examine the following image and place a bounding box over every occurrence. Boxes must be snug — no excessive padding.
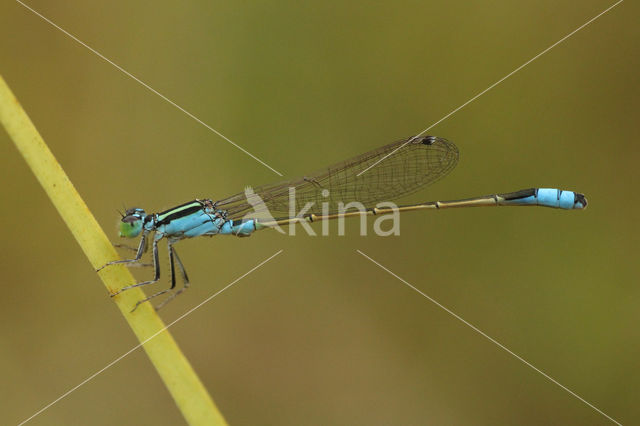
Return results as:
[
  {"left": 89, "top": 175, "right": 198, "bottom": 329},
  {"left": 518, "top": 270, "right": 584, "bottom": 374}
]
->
[{"left": 1, "top": 1, "right": 637, "bottom": 425}]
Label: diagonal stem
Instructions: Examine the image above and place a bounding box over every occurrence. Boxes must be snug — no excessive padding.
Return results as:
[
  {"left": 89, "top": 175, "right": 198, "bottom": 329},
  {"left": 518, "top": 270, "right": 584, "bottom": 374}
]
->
[{"left": 0, "top": 75, "right": 227, "bottom": 426}]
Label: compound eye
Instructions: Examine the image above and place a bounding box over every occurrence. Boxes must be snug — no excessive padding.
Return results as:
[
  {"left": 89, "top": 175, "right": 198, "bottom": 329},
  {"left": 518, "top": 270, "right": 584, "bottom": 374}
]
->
[
  {"left": 119, "top": 214, "right": 143, "bottom": 238},
  {"left": 122, "top": 215, "right": 139, "bottom": 224}
]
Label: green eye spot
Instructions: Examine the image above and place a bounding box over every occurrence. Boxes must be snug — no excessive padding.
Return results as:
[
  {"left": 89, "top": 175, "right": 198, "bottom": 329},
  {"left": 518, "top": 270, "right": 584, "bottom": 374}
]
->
[{"left": 119, "top": 216, "right": 143, "bottom": 238}]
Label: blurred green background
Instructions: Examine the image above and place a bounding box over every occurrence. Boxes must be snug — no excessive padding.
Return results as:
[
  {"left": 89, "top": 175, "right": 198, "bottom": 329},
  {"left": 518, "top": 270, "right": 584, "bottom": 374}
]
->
[{"left": 1, "top": 1, "right": 638, "bottom": 425}]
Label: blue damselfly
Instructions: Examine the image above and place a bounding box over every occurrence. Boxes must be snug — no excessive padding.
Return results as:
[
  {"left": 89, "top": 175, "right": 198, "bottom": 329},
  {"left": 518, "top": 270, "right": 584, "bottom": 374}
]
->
[{"left": 98, "top": 136, "right": 586, "bottom": 311}]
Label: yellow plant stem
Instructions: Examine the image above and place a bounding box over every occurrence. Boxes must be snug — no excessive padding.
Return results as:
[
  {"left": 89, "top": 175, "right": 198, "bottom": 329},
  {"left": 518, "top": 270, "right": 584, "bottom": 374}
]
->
[{"left": 0, "top": 75, "right": 227, "bottom": 426}]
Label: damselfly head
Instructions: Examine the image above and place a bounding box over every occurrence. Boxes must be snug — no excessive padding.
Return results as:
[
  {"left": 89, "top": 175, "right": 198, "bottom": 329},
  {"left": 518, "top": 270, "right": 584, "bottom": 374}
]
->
[{"left": 119, "top": 208, "right": 146, "bottom": 238}]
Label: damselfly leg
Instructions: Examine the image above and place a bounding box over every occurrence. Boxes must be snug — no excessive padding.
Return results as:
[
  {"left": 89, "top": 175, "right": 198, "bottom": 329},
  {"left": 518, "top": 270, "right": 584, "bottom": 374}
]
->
[
  {"left": 129, "top": 241, "right": 189, "bottom": 311},
  {"left": 152, "top": 245, "right": 190, "bottom": 311},
  {"left": 97, "top": 232, "right": 148, "bottom": 272},
  {"left": 109, "top": 237, "right": 160, "bottom": 299}
]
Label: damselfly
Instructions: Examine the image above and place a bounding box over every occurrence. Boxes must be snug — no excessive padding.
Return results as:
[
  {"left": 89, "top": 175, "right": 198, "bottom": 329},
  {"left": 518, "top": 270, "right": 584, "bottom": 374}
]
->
[{"left": 99, "top": 136, "right": 587, "bottom": 311}]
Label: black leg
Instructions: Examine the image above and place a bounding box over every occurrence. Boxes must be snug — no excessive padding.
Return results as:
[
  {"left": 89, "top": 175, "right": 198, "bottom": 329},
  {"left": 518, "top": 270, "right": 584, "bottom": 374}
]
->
[
  {"left": 173, "top": 247, "right": 190, "bottom": 283},
  {"left": 131, "top": 241, "right": 180, "bottom": 312},
  {"left": 97, "top": 233, "right": 148, "bottom": 272},
  {"left": 113, "top": 244, "right": 153, "bottom": 268},
  {"left": 111, "top": 238, "right": 160, "bottom": 298},
  {"left": 154, "top": 246, "right": 190, "bottom": 311}
]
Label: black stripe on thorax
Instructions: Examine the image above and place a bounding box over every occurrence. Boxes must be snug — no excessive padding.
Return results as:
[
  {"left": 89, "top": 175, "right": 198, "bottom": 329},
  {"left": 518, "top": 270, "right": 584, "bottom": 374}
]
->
[{"left": 156, "top": 200, "right": 204, "bottom": 225}]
